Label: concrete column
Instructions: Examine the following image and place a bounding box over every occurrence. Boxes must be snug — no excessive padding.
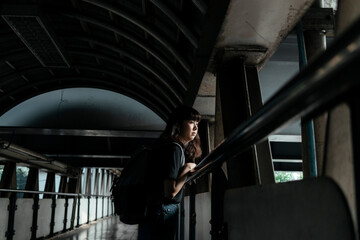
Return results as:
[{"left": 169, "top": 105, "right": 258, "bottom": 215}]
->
[
  {"left": 216, "top": 56, "right": 257, "bottom": 188},
  {"left": 58, "top": 176, "right": 68, "bottom": 198},
  {"left": 214, "top": 75, "right": 228, "bottom": 176},
  {"left": 93, "top": 168, "right": 99, "bottom": 195},
  {"left": 100, "top": 169, "right": 105, "bottom": 195},
  {"left": 324, "top": 0, "right": 360, "bottom": 233},
  {"left": 104, "top": 170, "right": 109, "bottom": 195},
  {"left": 106, "top": 171, "right": 113, "bottom": 195},
  {"left": 303, "top": 0, "right": 326, "bottom": 64},
  {"left": 85, "top": 168, "right": 92, "bottom": 195},
  {"left": 196, "top": 119, "right": 211, "bottom": 193},
  {"left": 336, "top": 0, "right": 360, "bottom": 36},
  {"left": 302, "top": 0, "right": 328, "bottom": 177},
  {"left": 214, "top": 75, "right": 225, "bottom": 149},
  {"left": 246, "top": 66, "right": 275, "bottom": 184},
  {"left": 208, "top": 70, "right": 229, "bottom": 240},
  {"left": 24, "top": 167, "right": 39, "bottom": 198},
  {"left": 0, "top": 162, "right": 16, "bottom": 198},
  {"left": 104, "top": 171, "right": 109, "bottom": 195},
  {"left": 44, "top": 172, "right": 55, "bottom": 198},
  {"left": 324, "top": 104, "right": 355, "bottom": 229},
  {"left": 312, "top": 114, "right": 328, "bottom": 176},
  {"left": 350, "top": 97, "right": 360, "bottom": 240},
  {"left": 68, "top": 177, "right": 79, "bottom": 193}
]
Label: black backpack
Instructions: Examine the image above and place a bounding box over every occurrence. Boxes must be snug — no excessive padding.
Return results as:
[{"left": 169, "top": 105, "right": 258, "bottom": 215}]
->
[
  {"left": 111, "top": 142, "right": 184, "bottom": 225},
  {"left": 111, "top": 145, "right": 155, "bottom": 224}
]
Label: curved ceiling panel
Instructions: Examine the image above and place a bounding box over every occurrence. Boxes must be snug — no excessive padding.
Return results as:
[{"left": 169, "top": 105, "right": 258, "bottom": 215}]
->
[{"left": 0, "top": 87, "right": 166, "bottom": 130}]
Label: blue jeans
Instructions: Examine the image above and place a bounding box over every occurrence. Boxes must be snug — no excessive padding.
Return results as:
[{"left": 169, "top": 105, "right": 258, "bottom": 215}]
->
[{"left": 138, "top": 203, "right": 179, "bottom": 240}]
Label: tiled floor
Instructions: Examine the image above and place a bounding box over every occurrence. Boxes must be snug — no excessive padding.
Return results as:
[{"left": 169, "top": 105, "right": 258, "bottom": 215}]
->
[{"left": 48, "top": 216, "right": 138, "bottom": 240}]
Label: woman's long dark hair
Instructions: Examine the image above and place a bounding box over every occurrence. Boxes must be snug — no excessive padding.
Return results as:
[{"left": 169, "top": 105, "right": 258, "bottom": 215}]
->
[{"left": 160, "top": 106, "right": 202, "bottom": 162}]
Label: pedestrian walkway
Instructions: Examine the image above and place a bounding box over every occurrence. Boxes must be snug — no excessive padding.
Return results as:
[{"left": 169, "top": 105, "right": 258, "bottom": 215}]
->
[{"left": 48, "top": 216, "right": 138, "bottom": 240}]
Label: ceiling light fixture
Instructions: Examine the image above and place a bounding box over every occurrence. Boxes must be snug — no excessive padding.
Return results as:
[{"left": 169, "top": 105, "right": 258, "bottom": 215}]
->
[{"left": 1, "top": 4, "right": 70, "bottom": 68}]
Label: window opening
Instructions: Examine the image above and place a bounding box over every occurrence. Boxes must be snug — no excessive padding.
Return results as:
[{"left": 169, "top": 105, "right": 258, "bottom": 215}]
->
[
  {"left": 274, "top": 171, "right": 303, "bottom": 183},
  {"left": 16, "top": 166, "right": 29, "bottom": 198},
  {"left": 38, "top": 170, "right": 47, "bottom": 199}
]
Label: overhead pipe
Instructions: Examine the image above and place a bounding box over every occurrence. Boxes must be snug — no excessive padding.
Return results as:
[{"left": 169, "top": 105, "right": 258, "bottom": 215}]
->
[
  {"left": 0, "top": 139, "right": 77, "bottom": 176},
  {"left": 187, "top": 16, "right": 360, "bottom": 183},
  {"left": 0, "top": 139, "right": 48, "bottom": 161}
]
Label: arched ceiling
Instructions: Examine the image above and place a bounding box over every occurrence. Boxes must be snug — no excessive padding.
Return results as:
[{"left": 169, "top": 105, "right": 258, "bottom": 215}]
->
[
  {"left": 0, "top": 0, "right": 231, "bottom": 174},
  {"left": 0, "top": 0, "right": 319, "bottom": 174},
  {"left": 0, "top": 88, "right": 165, "bottom": 130},
  {"left": 0, "top": 0, "right": 228, "bottom": 121}
]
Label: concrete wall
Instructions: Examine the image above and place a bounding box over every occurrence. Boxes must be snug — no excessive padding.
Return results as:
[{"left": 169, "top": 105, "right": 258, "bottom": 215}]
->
[{"left": 184, "top": 192, "right": 211, "bottom": 240}]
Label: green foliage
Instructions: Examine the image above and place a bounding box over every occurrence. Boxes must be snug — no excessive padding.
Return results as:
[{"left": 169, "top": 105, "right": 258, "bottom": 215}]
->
[
  {"left": 275, "top": 171, "right": 303, "bottom": 183},
  {"left": 0, "top": 166, "right": 29, "bottom": 187},
  {"left": 0, "top": 166, "right": 29, "bottom": 198},
  {"left": 16, "top": 167, "right": 29, "bottom": 190},
  {"left": 16, "top": 167, "right": 29, "bottom": 198}
]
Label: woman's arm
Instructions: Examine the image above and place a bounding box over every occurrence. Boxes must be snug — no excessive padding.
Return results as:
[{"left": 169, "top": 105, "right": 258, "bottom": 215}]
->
[{"left": 164, "top": 162, "right": 196, "bottom": 199}]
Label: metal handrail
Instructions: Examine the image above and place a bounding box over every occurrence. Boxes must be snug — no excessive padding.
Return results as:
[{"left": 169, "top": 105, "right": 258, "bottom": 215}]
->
[
  {"left": 0, "top": 188, "right": 110, "bottom": 198},
  {"left": 187, "top": 16, "right": 360, "bottom": 183}
]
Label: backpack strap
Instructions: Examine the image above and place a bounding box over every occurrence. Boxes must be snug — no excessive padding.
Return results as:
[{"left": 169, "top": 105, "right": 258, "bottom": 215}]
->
[{"left": 171, "top": 142, "right": 185, "bottom": 167}]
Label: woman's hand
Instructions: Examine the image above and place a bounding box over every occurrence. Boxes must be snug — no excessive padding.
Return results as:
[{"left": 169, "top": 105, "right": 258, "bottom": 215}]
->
[
  {"left": 164, "top": 162, "right": 198, "bottom": 199},
  {"left": 185, "top": 162, "right": 197, "bottom": 174}
]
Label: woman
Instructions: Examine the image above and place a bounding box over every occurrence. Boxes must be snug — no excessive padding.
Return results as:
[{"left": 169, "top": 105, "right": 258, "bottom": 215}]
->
[{"left": 138, "top": 106, "right": 202, "bottom": 240}]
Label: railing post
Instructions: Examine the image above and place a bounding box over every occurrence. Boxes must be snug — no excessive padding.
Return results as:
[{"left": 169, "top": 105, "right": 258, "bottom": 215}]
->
[
  {"left": 49, "top": 195, "right": 56, "bottom": 237},
  {"left": 189, "top": 184, "right": 196, "bottom": 240},
  {"left": 63, "top": 196, "right": 69, "bottom": 232},
  {"left": 179, "top": 198, "right": 185, "bottom": 240},
  {"left": 95, "top": 196, "right": 98, "bottom": 221},
  {"left": 106, "top": 197, "right": 108, "bottom": 217},
  {"left": 0, "top": 189, "right": 111, "bottom": 238},
  {"left": 87, "top": 196, "right": 91, "bottom": 224},
  {"left": 31, "top": 194, "right": 39, "bottom": 239},
  {"left": 210, "top": 169, "right": 228, "bottom": 240},
  {"left": 108, "top": 196, "right": 111, "bottom": 216},
  {"left": 76, "top": 197, "right": 81, "bottom": 227},
  {"left": 102, "top": 196, "right": 104, "bottom": 218},
  {"left": 6, "top": 193, "right": 16, "bottom": 240}
]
